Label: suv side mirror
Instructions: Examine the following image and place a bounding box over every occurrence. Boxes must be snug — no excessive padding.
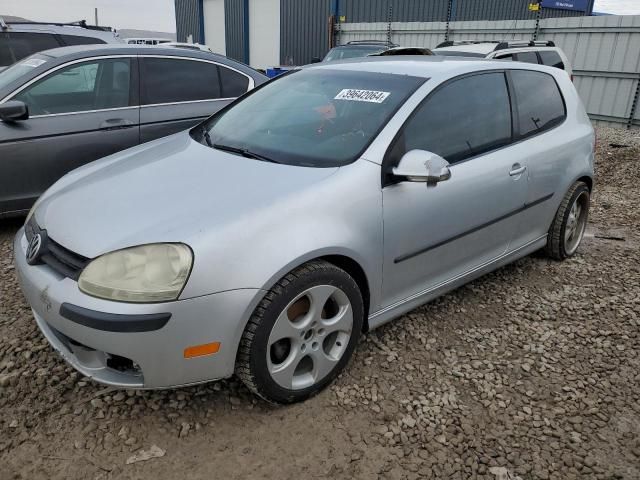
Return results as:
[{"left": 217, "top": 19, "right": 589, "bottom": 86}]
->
[
  {"left": 392, "top": 150, "right": 451, "bottom": 185},
  {"left": 310, "top": 57, "right": 322, "bottom": 64},
  {"left": 0, "top": 100, "right": 29, "bottom": 122}
]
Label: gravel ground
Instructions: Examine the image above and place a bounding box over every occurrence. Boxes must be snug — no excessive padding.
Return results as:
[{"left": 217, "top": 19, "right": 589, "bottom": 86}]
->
[{"left": 1, "top": 126, "right": 639, "bottom": 480}]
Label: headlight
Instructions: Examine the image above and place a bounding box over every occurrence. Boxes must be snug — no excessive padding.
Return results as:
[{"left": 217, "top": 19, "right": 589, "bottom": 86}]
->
[
  {"left": 25, "top": 196, "right": 43, "bottom": 225},
  {"left": 78, "top": 243, "right": 193, "bottom": 303}
]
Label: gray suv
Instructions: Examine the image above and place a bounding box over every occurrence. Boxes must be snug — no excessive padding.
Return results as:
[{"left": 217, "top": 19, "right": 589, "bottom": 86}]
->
[
  {"left": 0, "top": 44, "right": 267, "bottom": 217},
  {"left": 0, "top": 18, "right": 122, "bottom": 70}
]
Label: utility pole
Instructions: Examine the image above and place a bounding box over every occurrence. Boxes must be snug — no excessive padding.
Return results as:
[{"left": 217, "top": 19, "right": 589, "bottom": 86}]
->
[{"left": 94, "top": 7, "right": 99, "bottom": 26}]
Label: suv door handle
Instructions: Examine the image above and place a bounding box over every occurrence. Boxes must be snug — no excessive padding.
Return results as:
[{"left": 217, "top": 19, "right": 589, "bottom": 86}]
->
[
  {"left": 509, "top": 164, "right": 527, "bottom": 176},
  {"left": 100, "top": 118, "right": 135, "bottom": 130}
]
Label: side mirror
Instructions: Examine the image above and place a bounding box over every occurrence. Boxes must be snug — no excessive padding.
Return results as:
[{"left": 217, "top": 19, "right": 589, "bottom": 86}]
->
[
  {"left": 310, "top": 57, "right": 322, "bottom": 64},
  {"left": 392, "top": 150, "right": 451, "bottom": 185},
  {"left": 0, "top": 100, "right": 29, "bottom": 122}
]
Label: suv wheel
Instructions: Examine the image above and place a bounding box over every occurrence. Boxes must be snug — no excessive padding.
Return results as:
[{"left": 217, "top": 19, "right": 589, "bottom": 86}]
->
[
  {"left": 545, "top": 181, "right": 590, "bottom": 260},
  {"left": 235, "top": 260, "right": 363, "bottom": 404}
]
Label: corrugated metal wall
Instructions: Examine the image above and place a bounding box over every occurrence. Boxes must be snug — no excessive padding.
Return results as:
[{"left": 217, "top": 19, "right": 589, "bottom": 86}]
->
[
  {"left": 340, "top": 15, "right": 640, "bottom": 128},
  {"left": 224, "top": 0, "right": 247, "bottom": 62},
  {"left": 340, "top": 0, "right": 449, "bottom": 23},
  {"left": 175, "top": 0, "right": 203, "bottom": 43},
  {"left": 337, "top": 0, "right": 593, "bottom": 23},
  {"left": 280, "top": 0, "right": 332, "bottom": 65}
]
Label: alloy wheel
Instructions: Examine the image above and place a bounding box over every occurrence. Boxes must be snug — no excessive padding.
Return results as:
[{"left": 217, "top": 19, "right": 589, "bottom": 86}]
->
[{"left": 267, "top": 285, "right": 353, "bottom": 390}]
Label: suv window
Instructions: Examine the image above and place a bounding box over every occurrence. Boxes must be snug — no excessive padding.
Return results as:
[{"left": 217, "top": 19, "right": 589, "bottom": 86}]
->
[
  {"left": 510, "top": 70, "right": 565, "bottom": 137},
  {"left": 14, "top": 58, "right": 132, "bottom": 115},
  {"left": 0, "top": 32, "right": 61, "bottom": 67},
  {"left": 515, "top": 52, "right": 539, "bottom": 64},
  {"left": 539, "top": 50, "right": 564, "bottom": 70},
  {"left": 59, "top": 35, "right": 107, "bottom": 46},
  {"left": 219, "top": 66, "right": 249, "bottom": 97},
  {"left": 141, "top": 58, "right": 221, "bottom": 105},
  {"left": 389, "top": 72, "right": 512, "bottom": 165}
]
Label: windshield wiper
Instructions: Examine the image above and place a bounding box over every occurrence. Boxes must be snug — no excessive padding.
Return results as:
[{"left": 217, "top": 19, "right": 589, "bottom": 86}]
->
[
  {"left": 200, "top": 126, "right": 214, "bottom": 147},
  {"left": 212, "top": 143, "right": 280, "bottom": 164}
]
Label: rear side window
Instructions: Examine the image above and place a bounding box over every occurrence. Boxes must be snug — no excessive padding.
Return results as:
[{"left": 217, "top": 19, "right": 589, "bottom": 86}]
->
[
  {"left": 219, "top": 66, "right": 249, "bottom": 97},
  {"left": 510, "top": 70, "right": 565, "bottom": 137},
  {"left": 59, "top": 35, "right": 107, "bottom": 46},
  {"left": 539, "top": 50, "right": 565, "bottom": 70},
  {"left": 515, "top": 52, "right": 539, "bottom": 64},
  {"left": 0, "top": 32, "right": 61, "bottom": 66},
  {"left": 390, "top": 72, "right": 512, "bottom": 164},
  {"left": 141, "top": 58, "right": 221, "bottom": 105}
]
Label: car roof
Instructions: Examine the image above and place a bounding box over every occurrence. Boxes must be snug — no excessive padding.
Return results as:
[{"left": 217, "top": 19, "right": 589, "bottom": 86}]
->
[
  {"left": 306, "top": 55, "right": 562, "bottom": 79},
  {"left": 0, "top": 21, "right": 119, "bottom": 41},
  {"left": 31, "top": 43, "right": 230, "bottom": 62}
]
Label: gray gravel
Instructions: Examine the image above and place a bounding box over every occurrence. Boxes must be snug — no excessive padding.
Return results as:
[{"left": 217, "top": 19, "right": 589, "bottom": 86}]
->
[{"left": 1, "top": 126, "right": 639, "bottom": 480}]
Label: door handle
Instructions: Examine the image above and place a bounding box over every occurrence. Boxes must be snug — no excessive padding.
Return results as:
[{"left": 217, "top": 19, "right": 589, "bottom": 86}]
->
[
  {"left": 100, "top": 118, "right": 135, "bottom": 130},
  {"left": 509, "top": 164, "right": 527, "bottom": 176}
]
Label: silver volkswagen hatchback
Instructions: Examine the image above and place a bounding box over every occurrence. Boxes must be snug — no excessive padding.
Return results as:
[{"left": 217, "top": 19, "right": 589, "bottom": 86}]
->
[{"left": 15, "top": 57, "right": 594, "bottom": 403}]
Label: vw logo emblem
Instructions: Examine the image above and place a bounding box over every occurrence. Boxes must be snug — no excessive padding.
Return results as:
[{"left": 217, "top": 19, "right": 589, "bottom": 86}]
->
[{"left": 26, "top": 233, "right": 43, "bottom": 265}]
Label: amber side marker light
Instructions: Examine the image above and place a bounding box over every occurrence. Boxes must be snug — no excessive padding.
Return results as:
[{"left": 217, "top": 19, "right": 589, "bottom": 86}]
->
[{"left": 184, "top": 342, "right": 221, "bottom": 358}]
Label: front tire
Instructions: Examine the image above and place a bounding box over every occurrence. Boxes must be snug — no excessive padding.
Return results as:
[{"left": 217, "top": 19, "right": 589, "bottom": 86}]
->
[
  {"left": 235, "top": 260, "right": 363, "bottom": 404},
  {"left": 545, "top": 181, "right": 590, "bottom": 260}
]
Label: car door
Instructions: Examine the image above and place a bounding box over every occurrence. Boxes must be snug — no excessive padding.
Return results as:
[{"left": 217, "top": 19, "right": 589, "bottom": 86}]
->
[
  {"left": 381, "top": 71, "right": 528, "bottom": 306},
  {"left": 506, "top": 69, "right": 570, "bottom": 247},
  {"left": 0, "top": 56, "right": 139, "bottom": 213},
  {"left": 139, "top": 56, "right": 253, "bottom": 143}
]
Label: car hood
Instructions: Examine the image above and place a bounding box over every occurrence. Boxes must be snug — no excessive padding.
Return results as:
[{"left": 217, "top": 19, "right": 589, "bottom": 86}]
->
[{"left": 36, "top": 132, "right": 339, "bottom": 258}]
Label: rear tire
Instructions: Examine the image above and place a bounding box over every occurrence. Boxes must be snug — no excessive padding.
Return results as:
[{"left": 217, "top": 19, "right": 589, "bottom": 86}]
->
[
  {"left": 545, "top": 181, "right": 590, "bottom": 260},
  {"left": 235, "top": 260, "right": 363, "bottom": 404}
]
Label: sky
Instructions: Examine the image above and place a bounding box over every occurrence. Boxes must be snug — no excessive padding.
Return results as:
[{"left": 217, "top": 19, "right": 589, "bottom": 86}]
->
[
  {"left": 593, "top": 0, "right": 640, "bottom": 14},
  {"left": 0, "top": 0, "right": 176, "bottom": 32}
]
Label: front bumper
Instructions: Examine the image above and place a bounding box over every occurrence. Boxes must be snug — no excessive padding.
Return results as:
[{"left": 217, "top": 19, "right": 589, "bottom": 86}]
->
[{"left": 14, "top": 228, "right": 263, "bottom": 389}]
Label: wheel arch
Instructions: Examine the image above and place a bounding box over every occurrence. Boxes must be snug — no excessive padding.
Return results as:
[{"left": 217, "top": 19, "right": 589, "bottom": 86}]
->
[
  {"left": 256, "top": 249, "right": 374, "bottom": 333},
  {"left": 576, "top": 175, "right": 593, "bottom": 192}
]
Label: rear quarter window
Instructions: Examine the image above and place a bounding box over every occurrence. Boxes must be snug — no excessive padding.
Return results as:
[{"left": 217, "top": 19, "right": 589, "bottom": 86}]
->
[
  {"left": 539, "top": 50, "right": 565, "bottom": 70},
  {"left": 510, "top": 70, "right": 566, "bottom": 138},
  {"left": 219, "top": 66, "right": 249, "bottom": 97}
]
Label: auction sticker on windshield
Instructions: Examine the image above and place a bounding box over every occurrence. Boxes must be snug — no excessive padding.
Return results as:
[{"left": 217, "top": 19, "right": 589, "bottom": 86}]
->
[{"left": 335, "top": 89, "right": 390, "bottom": 103}]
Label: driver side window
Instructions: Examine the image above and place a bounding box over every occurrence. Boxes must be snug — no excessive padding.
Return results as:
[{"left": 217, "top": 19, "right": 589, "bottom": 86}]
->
[
  {"left": 14, "top": 58, "right": 132, "bottom": 116},
  {"left": 388, "top": 72, "right": 512, "bottom": 166}
]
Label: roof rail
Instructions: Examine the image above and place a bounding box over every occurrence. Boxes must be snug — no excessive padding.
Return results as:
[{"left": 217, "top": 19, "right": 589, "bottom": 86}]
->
[
  {"left": 494, "top": 40, "right": 556, "bottom": 50},
  {"left": 347, "top": 40, "right": 397, "bottom": 46},
  {"left": 2, "top": 19, "right": 114, "bottom": 32},
  {"left": 435, "top": 40, "right": 503, "bottom": 48}
]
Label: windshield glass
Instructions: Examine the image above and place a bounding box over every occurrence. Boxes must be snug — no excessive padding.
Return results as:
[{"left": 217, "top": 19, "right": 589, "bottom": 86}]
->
[
  {"left": 198, "top": 68, "right": 425, "bottom": 167},
  {"left": 432, "top": 50, "right": 486, "bottom": 58},
  {"left": 0, "top": 54, "right": 50, "bottom": 91},
  {"left": 323, "top": 45, "right": 386, "bottom": 61}
]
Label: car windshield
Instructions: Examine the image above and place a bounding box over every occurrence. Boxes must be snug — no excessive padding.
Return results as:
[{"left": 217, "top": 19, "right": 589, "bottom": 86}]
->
[
  {"left": 323, "top": 45, "right": 387, "bottom": 61},
  {"left": 432, "top": 50, "right": 486, "bottom": 58},
  {"left": 0, "top": 54, "right": 50, "bottom": 90},
  {"left": 197, "top": 68, "right": 425, "bottom": 167}
]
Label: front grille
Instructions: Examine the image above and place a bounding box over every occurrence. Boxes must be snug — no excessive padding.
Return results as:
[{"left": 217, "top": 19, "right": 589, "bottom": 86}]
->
[{"left": 26, "top": 218, "right": 90, "bottom": 280}]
